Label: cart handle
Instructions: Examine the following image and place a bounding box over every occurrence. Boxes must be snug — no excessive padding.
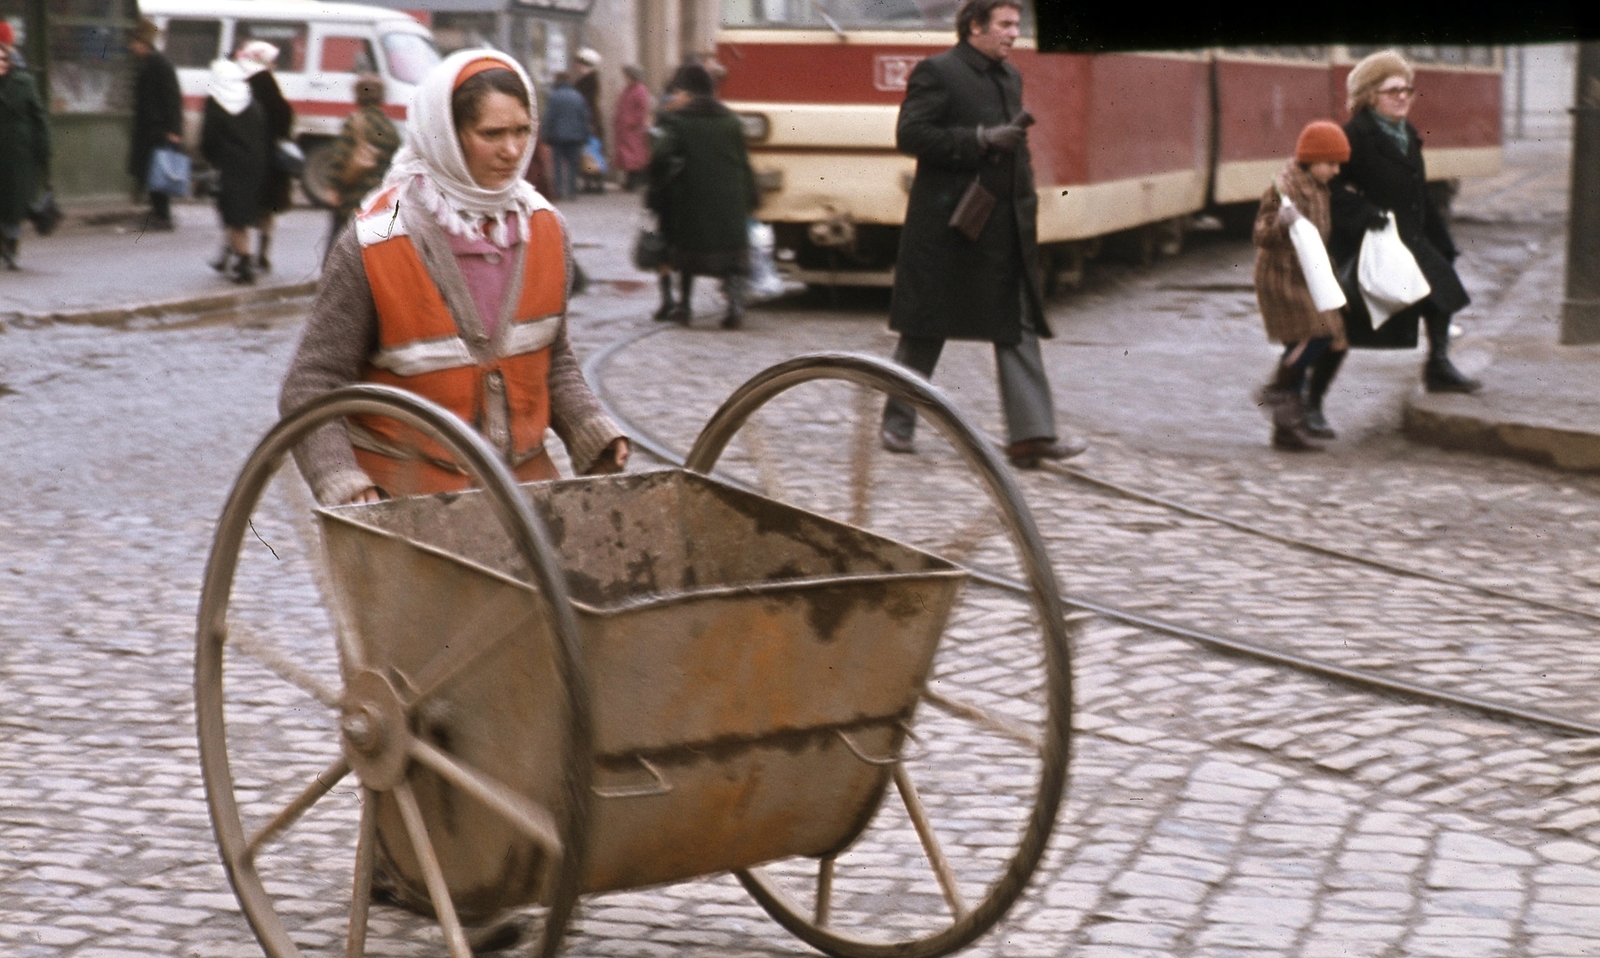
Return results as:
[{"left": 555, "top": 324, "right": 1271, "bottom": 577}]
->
[
  {"left": 591, "top": 755, "right": 673, "bottom": 799},
  {"left": 835, "top": 723, "right": 927, "bottom": 767}
]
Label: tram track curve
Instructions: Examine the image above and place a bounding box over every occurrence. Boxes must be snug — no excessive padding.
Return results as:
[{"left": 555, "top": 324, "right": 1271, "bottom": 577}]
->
[{"left": 584, "top": 323, "right": 1600, "bottom": 740}]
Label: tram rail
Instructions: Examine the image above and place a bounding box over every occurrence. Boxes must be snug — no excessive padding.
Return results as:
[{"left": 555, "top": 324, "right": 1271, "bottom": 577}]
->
[{"left": 584, "top": 324, "right": 1600, "bottom": 742}]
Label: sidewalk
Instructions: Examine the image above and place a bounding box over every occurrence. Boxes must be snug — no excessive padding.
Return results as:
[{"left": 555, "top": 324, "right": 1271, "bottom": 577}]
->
[{"left": 1402, "top": 137, "right": 1600, "bottom": 472}]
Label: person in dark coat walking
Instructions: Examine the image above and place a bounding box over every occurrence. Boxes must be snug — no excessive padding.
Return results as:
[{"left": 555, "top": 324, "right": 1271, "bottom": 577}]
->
[
  {"left": 1330, "top": 49, "right": 1479, "bottom": 393},
  {"left": 880, "top": 0, "right": 1083, "bottom": 468},
  {"left": 127, "top": 17, "right": 184, "bottom": 232},
  {"left": 543, "top": 72, "right": 591, "bottom": 200},
  {"left": 648, "top": 63, "right": 757, "bottom": 329},
  {"left": 0, "top": 41, "right": 50, "bottom": 269},
  {"left": 200, "top": 58, "right": 268, "bottom": 284},
  {"left": 236, "top": 40, "right": 295, "bottom": 271}
]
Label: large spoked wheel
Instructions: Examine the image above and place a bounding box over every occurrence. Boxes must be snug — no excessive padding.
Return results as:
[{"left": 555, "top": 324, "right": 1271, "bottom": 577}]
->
[
  {"left": 686, "top": 353, "right": 1075, "bottom": 958},
  {"left": 195, "top": 385, "right": 592, "bottom": 958}
]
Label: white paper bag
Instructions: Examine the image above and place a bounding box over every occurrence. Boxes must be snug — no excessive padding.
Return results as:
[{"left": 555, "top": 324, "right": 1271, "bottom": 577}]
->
[
  {"left": 1280, "top": 195, "right": 1346, "bottom": 312},
  {"left": 1357, "top": 211, "right": 1431, "bottom": 323}
]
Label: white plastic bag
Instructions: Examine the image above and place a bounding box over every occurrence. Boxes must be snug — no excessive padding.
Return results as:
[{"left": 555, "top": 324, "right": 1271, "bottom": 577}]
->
[
  {"left": 745, "top": 219, "right": 789, "bottom": 303},
  {"left": 1280, "top": 194, "right": 1346, "bottom": 312},
  {"left": 1357, "top": 211, "right": 1430, "bottom": 323}
]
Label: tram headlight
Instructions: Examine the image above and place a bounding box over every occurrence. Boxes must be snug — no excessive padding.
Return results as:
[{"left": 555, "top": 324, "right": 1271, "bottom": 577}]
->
[{"left": 737, "top": 112, "right": 770, "bottom": 143}]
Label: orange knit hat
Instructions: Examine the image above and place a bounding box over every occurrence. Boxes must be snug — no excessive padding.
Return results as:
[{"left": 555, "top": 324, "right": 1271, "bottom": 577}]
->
[{"left": 1295, "top": 120, "right": 1350, "bottom": 164}]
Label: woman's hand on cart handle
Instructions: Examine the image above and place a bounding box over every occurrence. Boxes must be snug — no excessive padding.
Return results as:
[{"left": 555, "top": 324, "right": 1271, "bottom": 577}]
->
[
  {"left": 585, "top": 438, "right": 631, "bottom": 475},
  {"left": 344, "top": 485, "right": 384, "bottom": 505}
]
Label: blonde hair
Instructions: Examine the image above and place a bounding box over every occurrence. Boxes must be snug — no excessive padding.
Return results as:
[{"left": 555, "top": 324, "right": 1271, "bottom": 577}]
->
[{"left": 1347, "top": 49, "right": 1414, "bottom": 113}]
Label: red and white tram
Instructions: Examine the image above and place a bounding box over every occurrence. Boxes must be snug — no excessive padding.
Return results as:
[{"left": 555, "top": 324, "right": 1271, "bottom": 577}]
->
[{"left": 714, "top": 4, "right": 1501, "bottom": 289}]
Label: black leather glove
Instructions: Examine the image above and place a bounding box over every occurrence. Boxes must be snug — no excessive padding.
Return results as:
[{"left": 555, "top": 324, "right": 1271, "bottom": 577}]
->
[{"left": 977, "top": 123, "right": 1025, "bottom": 154}]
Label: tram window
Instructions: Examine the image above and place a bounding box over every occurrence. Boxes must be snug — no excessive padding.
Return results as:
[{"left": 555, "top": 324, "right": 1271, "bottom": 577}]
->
[
  {"left": 164, "top": 18, "right": 220, "bottom": 68},
  {"left": 1222, "top": 46, "right": 1326, "bottom": 61},
  {"left": 236, "top": 21, "right": 309, "bottom": 73}
]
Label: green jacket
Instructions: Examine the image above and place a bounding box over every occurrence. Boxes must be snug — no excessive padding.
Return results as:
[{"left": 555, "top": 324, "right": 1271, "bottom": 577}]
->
[
  {"left": 0, "top": 69, "right": 49, "bottom": 226},
  {"left": 649, "top": 99, "right": 756, "bottom": 255}
]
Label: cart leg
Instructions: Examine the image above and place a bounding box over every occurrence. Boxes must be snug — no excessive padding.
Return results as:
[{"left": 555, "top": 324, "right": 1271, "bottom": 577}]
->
[{"left": 815, "top": 856, "right": 834, "bottom": 928}]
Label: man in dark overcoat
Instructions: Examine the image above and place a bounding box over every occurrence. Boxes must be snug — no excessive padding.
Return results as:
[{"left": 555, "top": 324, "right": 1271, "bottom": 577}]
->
[
  {"left": 127, "top": 18, "right": 184, "bottom": 232},
  {"left": 880, "top": 0, "right": 1083, "bottom": 468}
]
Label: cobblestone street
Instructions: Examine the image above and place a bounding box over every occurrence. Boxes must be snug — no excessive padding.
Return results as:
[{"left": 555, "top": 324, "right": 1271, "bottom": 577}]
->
[{"left": 2, "top": 138, "right": 1598, "bottom": 957}]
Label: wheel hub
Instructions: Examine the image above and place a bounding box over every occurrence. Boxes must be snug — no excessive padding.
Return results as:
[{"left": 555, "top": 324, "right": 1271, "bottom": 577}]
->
[{"left": 341, "top": 669, "right": 412, "bottom": 791}]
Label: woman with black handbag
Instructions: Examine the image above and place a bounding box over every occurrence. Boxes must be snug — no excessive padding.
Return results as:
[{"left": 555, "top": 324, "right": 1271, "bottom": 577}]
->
[
  {"left": 0, "top": 41, "right": 49, "bottom": 270},
  {"left": 1330, "top": 49, "right": 1480, "bottom": 395},
  {"left": 200, "top": 58, "right": 268, "bottom": 284}
]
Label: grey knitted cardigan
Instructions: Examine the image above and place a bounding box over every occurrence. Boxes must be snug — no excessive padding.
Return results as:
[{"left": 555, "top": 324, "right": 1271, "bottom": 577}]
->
[{"left": 280, "top": 188, "right": 625, "bottom": 505}]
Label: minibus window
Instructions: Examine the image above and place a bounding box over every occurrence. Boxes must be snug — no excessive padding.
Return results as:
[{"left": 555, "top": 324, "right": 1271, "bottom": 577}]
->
[
  {"left": 381, "top": 32, "right": 440, "bottom": 86},
  {"left": 165, "top": 19, "right": 221, "bottom": 68},
  {"left": 236, "top": 21, "right": 309, "bottom": 72},
  {"left": 322, "top": 36, "right": 378, "bottom": 74}
]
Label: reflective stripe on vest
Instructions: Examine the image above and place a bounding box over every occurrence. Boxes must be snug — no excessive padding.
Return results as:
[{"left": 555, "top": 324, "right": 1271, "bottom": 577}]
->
[{"left": 352, "top": 190, "right": 567, "bottom": 493}]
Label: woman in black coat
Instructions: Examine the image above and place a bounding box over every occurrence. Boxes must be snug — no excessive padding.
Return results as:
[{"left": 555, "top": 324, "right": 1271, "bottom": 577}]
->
[
  {"left": 200, "top": 58, "right": 268, "bottom": 284},
  {"left": 1330, "top": 49, "right": 1479, "bottom": 393},
  {"left": 236, "top": 41, "right": 295, "bottom": 271},
  {"left": 0, "top": 43, "right": 50, "bottom": 269}
]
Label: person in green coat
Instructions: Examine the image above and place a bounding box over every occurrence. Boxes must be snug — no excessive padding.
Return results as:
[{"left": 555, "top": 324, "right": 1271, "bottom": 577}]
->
[
  {"left": 0, "top": 42, "right": 50, "bottom": 270},
  {"left": 647, "top": 63, "right": 757, "bottom": 329}
]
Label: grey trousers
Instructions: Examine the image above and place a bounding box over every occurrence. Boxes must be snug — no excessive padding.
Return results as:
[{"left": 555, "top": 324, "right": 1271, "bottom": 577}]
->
[{"left": 880, "top": 328, "right": 1058, "bottom": 445}]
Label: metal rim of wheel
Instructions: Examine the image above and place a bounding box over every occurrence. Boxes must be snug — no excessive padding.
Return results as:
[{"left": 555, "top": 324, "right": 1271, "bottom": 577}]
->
[
  {"left": 194, "top": 384, "right": 592, "bottom": 958},
  {"left": 685, "top": 352, "right": 1075, "bottom": 958}
]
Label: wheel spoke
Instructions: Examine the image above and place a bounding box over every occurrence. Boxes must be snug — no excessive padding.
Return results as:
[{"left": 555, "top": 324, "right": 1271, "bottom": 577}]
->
[
  {"left": 403, "top": 596, "right": 538, "bottom": 707},
  {"left": 922, "top": 689, "right": 1043, "bottom": 754},
  {"left": 848, "top": 386, "right": 876, "bottom": 528},
  {"left": 815, "top": 855, "right": 834, "bottom": 928},
  {"left": 935, "top": 507, "right": 1000, "bottom": 563},
  {"left": 227, "top": 623, "right": 342, "bottom": 709},
  {"left": 393, "top": 779, "right": 472, "bottom": 958},
  {"left": 408, "top": 736, "right": 564, "bottom": 861},
  {"left": 892, "top": 763, "right": 968, "bottom": 920},
  {"left": 243, "top": 756, "right": 351, "bottom": 864},
  {"left": 346, "top": 787, "right": 378, "bottom": 958}
]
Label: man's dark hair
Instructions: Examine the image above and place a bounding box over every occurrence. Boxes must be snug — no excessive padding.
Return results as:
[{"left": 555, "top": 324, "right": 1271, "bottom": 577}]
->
[
  {"left": 956, "top": 0, "right": 1023, "bottom": 41},
  {"left": 450, "top": 67, "right": 529, "bottom": 130}
]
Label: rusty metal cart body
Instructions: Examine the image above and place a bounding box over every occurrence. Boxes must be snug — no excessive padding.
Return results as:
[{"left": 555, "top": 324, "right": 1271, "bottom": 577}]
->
[{"left": 196, "top": 355, "right": 1075, "bottom": 958}]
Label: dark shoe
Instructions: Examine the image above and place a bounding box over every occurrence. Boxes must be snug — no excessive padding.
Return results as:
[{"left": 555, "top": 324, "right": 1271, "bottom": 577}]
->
[
  {"left": 1302, "top": 401, "right": 1337, "bottom": 439},
  {"left": 232, "top": 256, "right": 256, "bottom": 285},
  {"left": 210, "top": 247, "right": 235, "bottom": 273},
  {"left": 720, "top": 310, "right": 743, "bottom": 330},
  {"left": 1272, "top": 424, "right": 1324, "bottom": 451},
  {"left": 665, "top": 303, "right": 690, "bottom": 326},
  {"left": 146, "top": 217, "right": 176, "bottom": 233},
  {"left": 880, "top": 429, "right": 915, "bottom": 454},
  {"left": 257, "top": 235, "right": 272, "bottom": 272},
  {"left": 1424, "top": 357, "right": 1482, "bottom": 394},
  {"left": 653, "top": 300, "right": 677, "bottom": 321},
  {"left": 1006, "top": 436, "right": 1088, "bottom": 468},
  {"left": 0, "top": 238, "right": 16, "bottom": 270}
]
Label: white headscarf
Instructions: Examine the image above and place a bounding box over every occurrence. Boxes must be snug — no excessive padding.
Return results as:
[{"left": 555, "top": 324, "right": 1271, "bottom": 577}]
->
[
  {"left": 381, "top": 48, "right": 548, "bottom": 247},
  {"left": 235, "top": 40, "right": 278, "bottom": 78},
  {"left": 207, "top": 58, "right": 252, "bottom": 115}
]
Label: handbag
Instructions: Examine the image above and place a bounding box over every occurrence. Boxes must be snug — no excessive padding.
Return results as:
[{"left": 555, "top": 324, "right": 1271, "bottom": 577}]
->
[
  {"left": 630, "top": 213, "right": 668, "bottom": 271},
  {"left": 26, "top": 189, "right": 62, "bottom": 237},
  {"left": 581, "top": 135, "right": 607, "bottom": 176},
  {"left": 1357, "top": 211, "right": 1430, "bottom": 323},
  {"left": 273, "top": 138, "right": 306, "bottom": 176},
  {"left": 1279, "top": 193, "right": 1345, "bottom": 312},
  {"left": 146, "top": 146, "right": 191, "bottom": 197},
  {"left": 949, "top": 176, "right": 996, "bottom": 242}
]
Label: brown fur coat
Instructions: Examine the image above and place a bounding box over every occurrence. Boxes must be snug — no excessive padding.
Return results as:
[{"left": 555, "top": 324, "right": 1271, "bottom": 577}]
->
[{"left": 1253, "top": 162, "right": 1347, "bottom": 349}]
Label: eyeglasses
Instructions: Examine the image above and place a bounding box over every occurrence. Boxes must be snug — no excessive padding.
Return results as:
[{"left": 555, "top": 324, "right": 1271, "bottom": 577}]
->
[{"left": 1376, "top": 85, "right": 1415, "bottom": 98}]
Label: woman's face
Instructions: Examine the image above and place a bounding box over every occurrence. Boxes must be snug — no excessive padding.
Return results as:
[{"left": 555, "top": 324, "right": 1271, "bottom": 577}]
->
[
  {"left": 0, "top": 49, "right": 11, "bottom": 77},
  {"left": 459, "top": 90, "right": 533, "bottom": 189},
  {"left": 1372, "top": 76, "right": 1414, "bottom": 121},
  {"left": 1308, "top": 161, "right": 1340, "bottom": 184}
]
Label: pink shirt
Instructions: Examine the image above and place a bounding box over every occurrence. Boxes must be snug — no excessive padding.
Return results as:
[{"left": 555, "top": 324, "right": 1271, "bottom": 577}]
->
[{"left": 447, "top": 216, "right": 521, "bottom": 339}]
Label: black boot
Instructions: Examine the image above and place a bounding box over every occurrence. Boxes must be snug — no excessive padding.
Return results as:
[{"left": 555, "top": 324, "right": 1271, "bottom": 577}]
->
[
  {"left": 666, "top": 273, "right": 692, "bottom": 325},
  {"left": 0, "top": 236, "right": 17, "bottom": 270},
  {"left": 232, "top": 253, "right": 256, "bottom": 285},
  {"left": 721, "top": 275, "right": 745, "bottom": 330},
  {"left": 1423, "top": 310, "right": 1481, "bottom": 393},
  {"left": 210, "top": 245, "right": 235, "bottom": 273},
  {"left": 1304, "top": 349, "right": 1346, "bottom": 439},
  {"left": 256, "top": 233, "right": 272, "bottom": 272},
  {"left": 1256, "top": 360, "right": 1321, "bottom": 451},
  {"left": 653, "top": 273, "right": 676, "bottom": 320}
]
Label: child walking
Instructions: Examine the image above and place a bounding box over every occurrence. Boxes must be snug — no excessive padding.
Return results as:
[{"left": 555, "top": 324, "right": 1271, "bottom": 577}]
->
[{"left": 1252, "top": 120, "right": 1351, "bottom": 450}]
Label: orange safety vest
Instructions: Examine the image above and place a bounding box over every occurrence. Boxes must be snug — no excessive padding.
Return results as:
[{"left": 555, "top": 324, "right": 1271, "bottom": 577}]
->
[{"left": 351, "top": 186, "right": 566, "bottom": 496}]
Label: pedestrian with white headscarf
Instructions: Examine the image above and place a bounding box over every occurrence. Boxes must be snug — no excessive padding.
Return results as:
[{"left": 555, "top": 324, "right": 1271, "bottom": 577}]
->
[
  {"left": 234, "top": 40, "right": 295, "bottom": 271},
  {"left": 280, "top": 49, "right": 629, "bottom": 509},
  {"left": 199, "top": 57, "right": 267, "bottom": 284}
]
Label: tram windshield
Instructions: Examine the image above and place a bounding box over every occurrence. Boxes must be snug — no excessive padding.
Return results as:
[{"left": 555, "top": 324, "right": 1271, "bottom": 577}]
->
[{"left": 723, "top": 0, "right": 1034, "bottom": 33}]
